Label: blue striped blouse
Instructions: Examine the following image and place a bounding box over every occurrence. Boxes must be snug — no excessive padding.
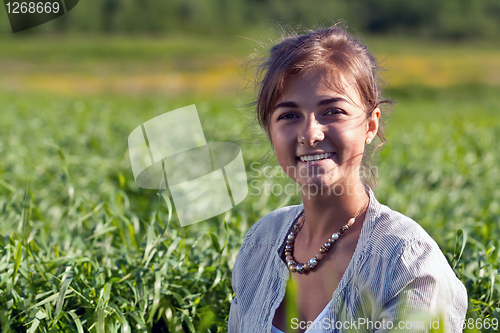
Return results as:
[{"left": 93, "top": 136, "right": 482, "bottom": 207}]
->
[{"left": 228, "top": 187, "right": 468, "bottom": 332}]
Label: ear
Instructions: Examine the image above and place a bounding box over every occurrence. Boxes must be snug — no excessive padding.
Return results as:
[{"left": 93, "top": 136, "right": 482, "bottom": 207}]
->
[{"left": 366, "top": 107, "right": 380, "bottom": 141}]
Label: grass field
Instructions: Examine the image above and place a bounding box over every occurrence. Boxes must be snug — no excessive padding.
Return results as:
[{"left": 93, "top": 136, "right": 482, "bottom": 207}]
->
[{"left": 0, "top": 34, "right": 499, "bottom": 332}]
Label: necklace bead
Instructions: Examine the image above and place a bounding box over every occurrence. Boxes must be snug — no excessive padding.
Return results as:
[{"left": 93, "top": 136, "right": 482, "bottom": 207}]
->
[
  {"left": 308, "top": 258, "right": 318, "bottom": 268},
  {"left": 285, "top": 196, "right": 368, "bottom": 274}
]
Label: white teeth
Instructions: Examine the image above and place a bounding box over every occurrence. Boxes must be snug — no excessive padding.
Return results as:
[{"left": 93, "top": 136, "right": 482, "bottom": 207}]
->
[{"left": 299, "top": 152, "right": 333, "bottom": 162}]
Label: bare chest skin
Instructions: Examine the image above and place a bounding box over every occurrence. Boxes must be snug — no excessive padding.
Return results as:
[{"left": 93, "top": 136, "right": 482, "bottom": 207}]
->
[{"left": 272, "top": 221, "right": 363, "bottom": 333}]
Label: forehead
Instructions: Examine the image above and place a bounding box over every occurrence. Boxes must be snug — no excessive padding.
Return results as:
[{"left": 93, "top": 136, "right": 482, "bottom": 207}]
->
[{"left": 280, "top": 70, "right": 363, "bottom": 108}]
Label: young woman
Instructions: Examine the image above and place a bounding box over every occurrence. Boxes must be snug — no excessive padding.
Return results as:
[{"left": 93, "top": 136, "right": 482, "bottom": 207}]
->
[{"left": 228, "top": 25, "right": 467, "bottom": 333}]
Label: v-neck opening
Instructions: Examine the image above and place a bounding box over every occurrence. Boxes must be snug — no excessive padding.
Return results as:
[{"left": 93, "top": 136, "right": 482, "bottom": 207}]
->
[{"left": 272, "top": 299, "right": 332, "bottom": 333}]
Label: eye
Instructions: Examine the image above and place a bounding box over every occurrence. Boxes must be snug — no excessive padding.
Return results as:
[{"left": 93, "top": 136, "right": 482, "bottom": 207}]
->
[
  {"left": 277, "top": 112, "right": 299, "bottom": 120},
  {"left": 325, "top": 108, "right": 347, "bottom": 116}
]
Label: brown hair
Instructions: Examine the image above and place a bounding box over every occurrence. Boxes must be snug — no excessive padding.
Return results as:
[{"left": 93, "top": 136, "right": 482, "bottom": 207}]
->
[{"left": 254, "top": 23, "right": 393, "bottom": 184}]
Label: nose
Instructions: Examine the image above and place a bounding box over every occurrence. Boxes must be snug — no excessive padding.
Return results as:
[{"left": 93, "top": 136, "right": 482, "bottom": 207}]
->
[{"left": 298, "top": 115, "right": 324, "bottom": 146}]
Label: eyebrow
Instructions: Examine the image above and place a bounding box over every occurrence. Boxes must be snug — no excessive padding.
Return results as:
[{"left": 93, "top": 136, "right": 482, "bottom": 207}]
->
[
  {"left": 317, "top": 97, "right": 347, "bottom": 106},
  {"left": 273, "top": 101, "right": 299, "bottom": 110},
  {"left": 273, "top": 97, "right": 348, "bottom": 110}
]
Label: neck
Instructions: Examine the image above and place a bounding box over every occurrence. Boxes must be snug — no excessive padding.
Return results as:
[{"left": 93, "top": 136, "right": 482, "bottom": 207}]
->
[{"left": 299, "top": 177, "right": 369, "bottom": 243}]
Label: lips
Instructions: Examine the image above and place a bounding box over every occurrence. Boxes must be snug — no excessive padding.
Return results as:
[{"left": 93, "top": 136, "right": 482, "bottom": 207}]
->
[{"left": 298, "top": 152, "right": 334, "bottom": 162}]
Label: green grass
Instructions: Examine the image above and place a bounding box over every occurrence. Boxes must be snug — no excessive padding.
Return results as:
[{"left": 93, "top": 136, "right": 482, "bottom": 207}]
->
[
  {"left": 0, "top": 35, "right": 499, "bottom": 332},
  {"left": 378, "top": 86, "right": 500, "bottom": 328}
]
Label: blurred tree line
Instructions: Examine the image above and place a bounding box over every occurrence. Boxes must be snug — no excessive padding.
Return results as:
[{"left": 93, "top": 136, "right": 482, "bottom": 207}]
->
[{"left": 1, "top": 0, "right": 500, "bottom": 39}]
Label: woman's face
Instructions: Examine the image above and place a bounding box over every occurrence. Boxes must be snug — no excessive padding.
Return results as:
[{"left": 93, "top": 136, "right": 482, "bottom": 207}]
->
[{"left": 269, "top": 71, "right": 380, "bottom": 193}]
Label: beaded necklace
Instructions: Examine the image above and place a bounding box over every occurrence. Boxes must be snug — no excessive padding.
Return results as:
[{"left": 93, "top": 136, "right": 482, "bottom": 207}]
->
[{"left": 285, "top": 196, "right": 369, "bottom": 274}]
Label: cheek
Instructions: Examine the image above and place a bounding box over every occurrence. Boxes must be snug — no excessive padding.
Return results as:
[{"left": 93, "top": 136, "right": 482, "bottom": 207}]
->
[
  {"left": 270, "top": 131, "right": 295, "bottom": 167},
  {"left": 272, "top": 141, "right": 289, "bottom": 166},
  {"left": 337, "top": 131, "right": 365, "bottom": 157}
]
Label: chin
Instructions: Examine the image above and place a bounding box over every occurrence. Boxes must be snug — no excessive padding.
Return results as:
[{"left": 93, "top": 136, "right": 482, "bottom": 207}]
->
[
  {"left": 297, "top": 177, "right": 333, "bottom": 195},
  {"left": 298, "top": 170, "right": 356, "bottom": 195}
]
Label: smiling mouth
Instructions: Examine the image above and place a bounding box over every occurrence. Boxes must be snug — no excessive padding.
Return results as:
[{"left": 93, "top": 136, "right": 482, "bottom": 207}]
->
[{"left": 298, "top": 152, "right": 334, "bottom": 162}]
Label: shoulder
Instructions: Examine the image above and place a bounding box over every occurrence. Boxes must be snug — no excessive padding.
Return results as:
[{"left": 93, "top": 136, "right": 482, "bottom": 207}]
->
[
  {"left": 354, "top": 202, "right": 468, "bottom": 321},
  {"left": 231, "top": 205, "right": 302, "bottom": 299},
  {"left": 361, "top": 203, "right": 443, "bottom": 261},
  {"left": 241, "top": 204, "right": 303, "bottom": 246}
]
